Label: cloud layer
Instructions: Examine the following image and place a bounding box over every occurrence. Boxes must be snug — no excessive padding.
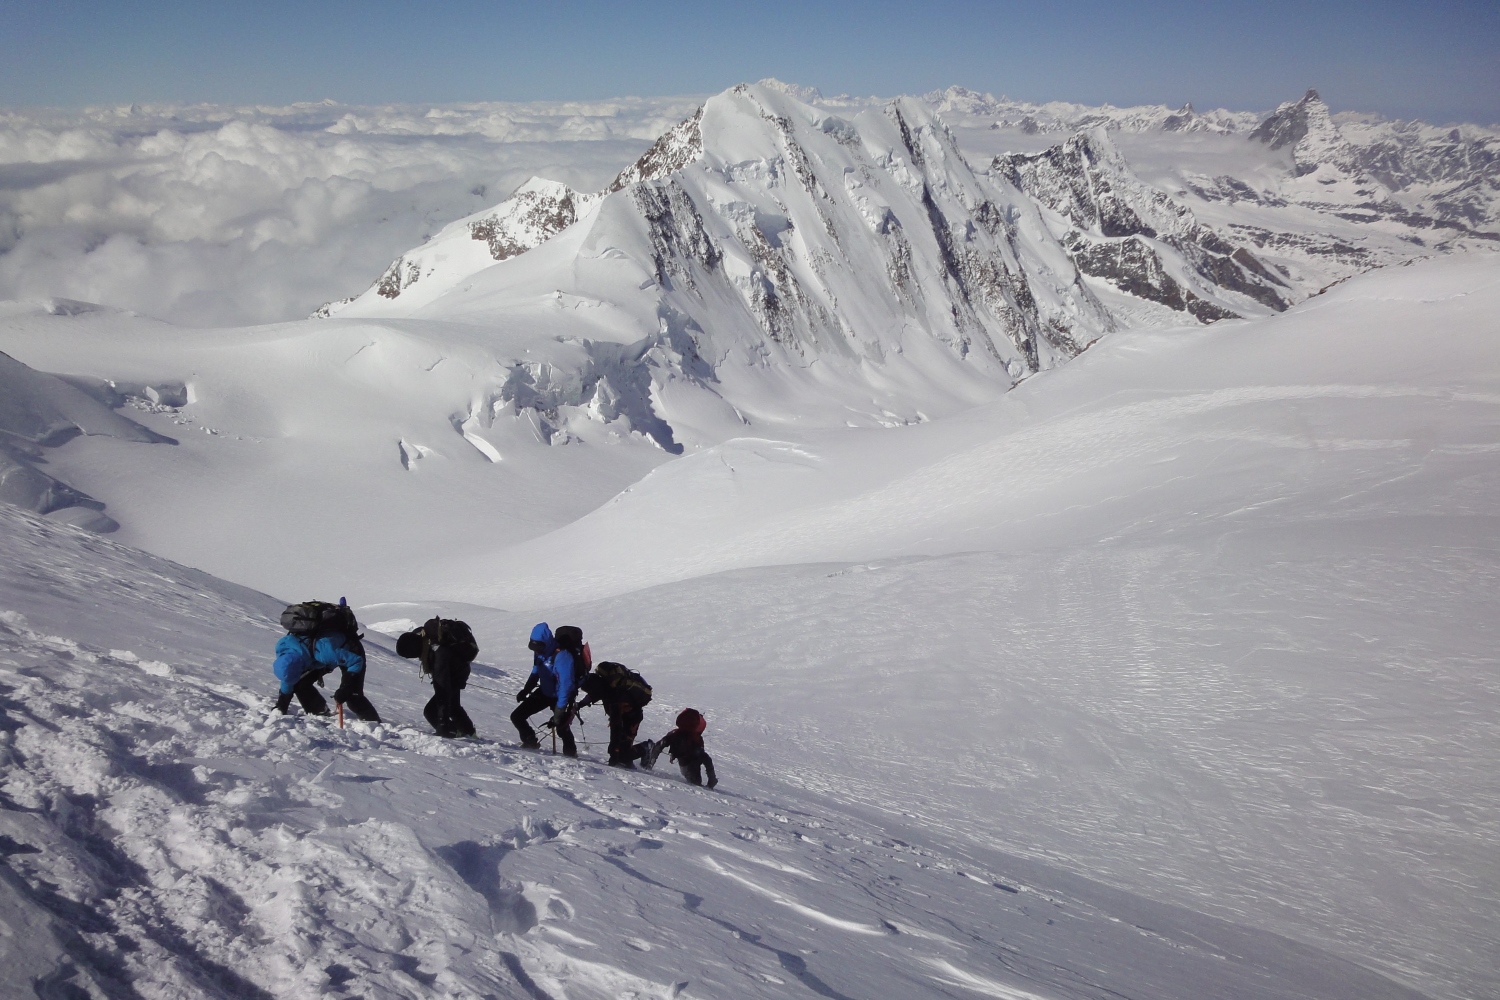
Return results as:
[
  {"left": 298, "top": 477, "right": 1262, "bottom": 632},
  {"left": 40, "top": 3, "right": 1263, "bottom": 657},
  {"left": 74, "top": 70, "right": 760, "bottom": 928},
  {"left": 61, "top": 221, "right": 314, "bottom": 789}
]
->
[{"left": 0, "top": 98, "right": 697, "bottom": 326}]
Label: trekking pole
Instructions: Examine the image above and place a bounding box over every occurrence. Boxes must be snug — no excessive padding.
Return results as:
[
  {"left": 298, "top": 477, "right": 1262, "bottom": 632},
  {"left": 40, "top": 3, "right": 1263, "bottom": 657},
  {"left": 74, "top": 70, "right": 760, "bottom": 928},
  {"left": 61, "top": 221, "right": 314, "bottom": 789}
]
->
[{"left": 337, "top": 701, "right": 345, "bottom": 729}]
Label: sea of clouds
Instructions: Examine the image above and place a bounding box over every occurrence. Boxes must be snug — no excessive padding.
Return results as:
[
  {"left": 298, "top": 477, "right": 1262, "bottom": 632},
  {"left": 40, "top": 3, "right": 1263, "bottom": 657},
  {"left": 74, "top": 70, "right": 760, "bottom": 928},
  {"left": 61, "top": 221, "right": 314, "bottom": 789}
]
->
[{"left": 0, "top": 97, "right": 699, "bottom": 327}]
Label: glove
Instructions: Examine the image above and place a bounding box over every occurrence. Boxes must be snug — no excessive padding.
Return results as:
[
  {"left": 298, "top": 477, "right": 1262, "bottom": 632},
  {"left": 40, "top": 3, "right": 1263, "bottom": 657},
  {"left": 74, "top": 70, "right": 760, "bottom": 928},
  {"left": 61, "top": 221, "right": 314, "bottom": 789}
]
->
[
  {"left": 575, "top": 695, "right": 595, "bottom": 711},
  {"left": 334, "top": 670, "right": 362, "bottom": 704},
  {"left": 275, "top": 691, "right": 293, "bottom": 714},
  {"left": 516, "top": 678, "right": 537, "bottom": 702}
]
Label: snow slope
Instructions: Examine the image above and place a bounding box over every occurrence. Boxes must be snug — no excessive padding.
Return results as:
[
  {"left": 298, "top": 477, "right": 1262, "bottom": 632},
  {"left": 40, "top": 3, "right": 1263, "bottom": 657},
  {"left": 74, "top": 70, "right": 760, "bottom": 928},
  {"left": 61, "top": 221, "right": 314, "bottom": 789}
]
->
[
  {"left": 2, "top": 82, "right": 1499, "bottom": 1000},
  {"left": 0, "top": 298, "right": 684, "bottom": 596},
  {"left": 392, "top": 254, "right": 1499, "bottom": 1000},
  {"left": 0, "top": 255, "right": 1493, "bottom": 1000},
  {"left": 421, "top": 254, "right": 1500, "bottom": 609},
  {"left": 0, "top": 504, "right": 1439, "bottom": 1000}
]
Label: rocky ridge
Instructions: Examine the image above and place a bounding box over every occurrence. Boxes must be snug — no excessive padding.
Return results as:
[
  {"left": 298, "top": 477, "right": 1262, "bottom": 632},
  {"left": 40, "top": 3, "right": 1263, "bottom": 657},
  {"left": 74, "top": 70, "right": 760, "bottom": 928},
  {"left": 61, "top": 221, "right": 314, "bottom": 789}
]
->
[{"left": 995, "top": 130, "right": 1292, "bottom": 321}]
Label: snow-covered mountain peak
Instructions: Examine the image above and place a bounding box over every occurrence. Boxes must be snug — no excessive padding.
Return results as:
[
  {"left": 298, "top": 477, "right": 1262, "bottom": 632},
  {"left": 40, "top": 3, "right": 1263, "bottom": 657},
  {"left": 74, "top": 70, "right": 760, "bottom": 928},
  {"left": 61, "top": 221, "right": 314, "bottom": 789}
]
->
[
  {"left": 337, "top": 82, "right": 1120, "bottom": 406},
  {"left": 306, "top": 81, "right": 1495, "bottom": 473},
  {"left": 1250, "top": 88, "right": 1347, "bottom": 176},
  {"left": 924, "top": 85, "right": 1007, "bottom": 117},
  {"left": 466, "top": 176, "right": 597, "bottom": 261},
  {"left": 315, "top": 174, "right": 598, "bottom": 315},
  {"left": 1250, "top": 88, "right": 1326, "bottom": 151},
  {"left": 1236, "top": 88, "right": 1500, "bottom": 234},
  {"left": 604, "top": 81, "right": 1113, "bottom": 372},
  {"left": 754, "top": 77, "right": 825, "bottom": 103}
]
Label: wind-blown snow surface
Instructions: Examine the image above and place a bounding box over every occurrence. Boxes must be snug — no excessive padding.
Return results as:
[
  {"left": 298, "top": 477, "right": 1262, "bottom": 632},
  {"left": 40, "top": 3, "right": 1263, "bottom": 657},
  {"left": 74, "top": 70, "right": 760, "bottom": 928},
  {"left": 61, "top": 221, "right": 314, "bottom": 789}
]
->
[
  {"left": 0, "top": 256, "right": 1495, "bottom": 999},
  {"left": 0, "top": 509, "right": 1438, "bottom": 1000}
]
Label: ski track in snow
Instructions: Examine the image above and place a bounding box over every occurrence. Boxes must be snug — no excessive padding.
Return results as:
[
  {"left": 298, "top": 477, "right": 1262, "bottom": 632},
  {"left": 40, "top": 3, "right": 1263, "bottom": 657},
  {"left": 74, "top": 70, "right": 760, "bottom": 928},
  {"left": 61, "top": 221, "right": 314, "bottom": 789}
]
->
[{"left": 0, "top": 505, "right": 1447, "bottom": 1000}]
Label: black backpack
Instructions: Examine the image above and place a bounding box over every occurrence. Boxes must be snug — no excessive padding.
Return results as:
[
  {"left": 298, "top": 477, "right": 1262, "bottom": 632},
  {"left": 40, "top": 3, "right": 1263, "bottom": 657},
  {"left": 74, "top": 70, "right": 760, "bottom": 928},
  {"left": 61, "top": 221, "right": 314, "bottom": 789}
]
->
[
  {"left": 280, "top": 600, "right": 359, "bottom": 640},
  {"left": 595, "top": 661, "right": 652, "bottom": 708},
  {"left": 553, "top": 625, "right": 592, "bottom": 678},
  {"left": 399, "top": 618, "right": 479, "bottom": 675}
]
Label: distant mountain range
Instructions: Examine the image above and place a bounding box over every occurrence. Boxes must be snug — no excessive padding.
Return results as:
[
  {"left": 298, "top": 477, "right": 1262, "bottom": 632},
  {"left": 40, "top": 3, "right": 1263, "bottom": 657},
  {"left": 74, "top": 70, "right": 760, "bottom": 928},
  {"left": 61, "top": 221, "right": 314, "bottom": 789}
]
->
[
  {"left": 2, "top": 82, "right": 1495, "bottom": 547},
  {"left": 314, "top": 82, "right": 1497, "bottom": 456}
]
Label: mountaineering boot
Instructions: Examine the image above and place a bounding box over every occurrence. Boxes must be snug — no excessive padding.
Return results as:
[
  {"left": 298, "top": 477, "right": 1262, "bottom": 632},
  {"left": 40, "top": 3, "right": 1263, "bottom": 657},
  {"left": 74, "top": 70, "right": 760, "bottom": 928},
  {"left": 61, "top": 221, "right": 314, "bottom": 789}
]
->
[{"left": 520, "top": 737, "right": 541, "bottom": 750}]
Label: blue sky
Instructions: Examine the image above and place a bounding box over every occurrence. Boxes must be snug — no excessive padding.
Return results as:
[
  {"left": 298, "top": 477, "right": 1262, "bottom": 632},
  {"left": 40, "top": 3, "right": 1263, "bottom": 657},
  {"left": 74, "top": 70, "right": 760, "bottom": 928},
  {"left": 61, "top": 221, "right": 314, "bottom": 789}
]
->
[{"left": 5, "top": 0, "right": 1497, "bottom": 123}]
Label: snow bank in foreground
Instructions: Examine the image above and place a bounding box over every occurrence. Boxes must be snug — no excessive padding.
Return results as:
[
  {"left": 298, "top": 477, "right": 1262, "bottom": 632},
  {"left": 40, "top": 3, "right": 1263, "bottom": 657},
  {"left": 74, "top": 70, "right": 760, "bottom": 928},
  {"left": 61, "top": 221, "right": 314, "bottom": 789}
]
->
[{"left": 0, "top": 504, "right": 1439, "bottom": 998}]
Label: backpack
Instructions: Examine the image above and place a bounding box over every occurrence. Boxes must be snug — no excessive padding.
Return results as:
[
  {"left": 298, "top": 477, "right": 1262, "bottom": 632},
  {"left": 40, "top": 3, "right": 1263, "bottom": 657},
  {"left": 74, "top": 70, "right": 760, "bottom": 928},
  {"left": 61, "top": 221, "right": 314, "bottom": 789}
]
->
[
  {"left": 399, "top": 618, "right": 479, "bottom": 674},
  {"left": 424, "top": 617, "right": 478, "bottom": 654},
  {"left": 553, "top": 626, "right": 592, "bottom": 678},
  {"left": 280, "top": 600, "right": 359, "bottom": 640},
  {"left": 595, "top": 661, "right": 652, "bottom": 708},
  {"left": 675, "top": 708, "right": 706, "bottom": 736}
]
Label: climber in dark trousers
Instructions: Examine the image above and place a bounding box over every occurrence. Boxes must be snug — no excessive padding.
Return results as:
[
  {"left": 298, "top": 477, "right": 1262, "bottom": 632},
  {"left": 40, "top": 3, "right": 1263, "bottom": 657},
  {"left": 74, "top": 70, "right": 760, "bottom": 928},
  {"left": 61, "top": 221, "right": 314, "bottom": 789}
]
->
[
  {"left": 398, "top": 617, "right": 479, "bottom": 738},
  {"left": 273, "top": 599, "right": 381, "bottom": 722},
  {"left": 576, "top": 661, "right": 654, "bottom": 768},
  {"left": 512, "top": 622, "right": 558, "bottom": 750},
  {"left": 646, "top": 708, "right": 717, "bottom": 788},
  {"left": 513, "top": 623, "right": 589, "bottom": 755}
]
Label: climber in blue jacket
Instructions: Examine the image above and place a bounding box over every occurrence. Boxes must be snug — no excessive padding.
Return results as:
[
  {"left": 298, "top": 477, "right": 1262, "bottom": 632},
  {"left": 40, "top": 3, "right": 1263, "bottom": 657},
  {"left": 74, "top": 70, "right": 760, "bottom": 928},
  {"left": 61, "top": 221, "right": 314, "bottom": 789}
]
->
[
  {"left": 511, "top": 623, "right": 586, "bottom": 755},
  {"left": 273, "top": 602, "right": 381, "bottom": 722}
]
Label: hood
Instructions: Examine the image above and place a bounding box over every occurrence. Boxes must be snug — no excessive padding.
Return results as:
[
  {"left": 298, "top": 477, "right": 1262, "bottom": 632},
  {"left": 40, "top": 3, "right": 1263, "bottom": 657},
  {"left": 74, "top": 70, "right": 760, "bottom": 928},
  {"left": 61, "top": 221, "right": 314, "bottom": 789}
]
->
[{"left": 529, "top": 622, "right": 556, "bottom": 653}]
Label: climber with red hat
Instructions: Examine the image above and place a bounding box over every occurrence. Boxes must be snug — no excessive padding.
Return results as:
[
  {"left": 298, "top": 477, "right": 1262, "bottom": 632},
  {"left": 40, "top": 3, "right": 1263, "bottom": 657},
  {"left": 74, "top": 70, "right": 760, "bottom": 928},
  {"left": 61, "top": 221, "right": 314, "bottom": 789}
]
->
[{"left": 644, "top": 708, "right": 717, "bottom": 788}]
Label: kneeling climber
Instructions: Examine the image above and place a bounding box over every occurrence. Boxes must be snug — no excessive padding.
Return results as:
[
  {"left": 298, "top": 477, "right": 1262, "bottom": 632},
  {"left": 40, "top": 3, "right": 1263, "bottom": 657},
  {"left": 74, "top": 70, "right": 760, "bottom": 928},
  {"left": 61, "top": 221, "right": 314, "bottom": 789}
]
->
[
  {"left": 273, "top": 598, "right": 381, "bottom": 722},
  {"left": 576, "top": 660, "right": 654, "bottom": 768},
  {"left": 398, "top": 617, "right": 479, "bottom": 738},
  {"left": 646, "top": 708, "right": 717, "bottom": 788}
]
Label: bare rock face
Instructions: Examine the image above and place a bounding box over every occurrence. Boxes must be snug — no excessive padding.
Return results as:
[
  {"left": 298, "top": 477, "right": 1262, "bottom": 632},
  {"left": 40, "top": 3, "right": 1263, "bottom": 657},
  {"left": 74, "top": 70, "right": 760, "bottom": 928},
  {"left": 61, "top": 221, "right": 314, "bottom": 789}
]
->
[
  {"left": 468, "top": 180, "right": 590, "bottom": 262},
  {"left": 1250, "top": 89, "right": 1323, "bottom": 154},
  {"left": 606, "top": 108, "right": 705, "bottom": 193},
  {"left": 996, "top": 129, "right": 1290, "bottom": 320}
]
